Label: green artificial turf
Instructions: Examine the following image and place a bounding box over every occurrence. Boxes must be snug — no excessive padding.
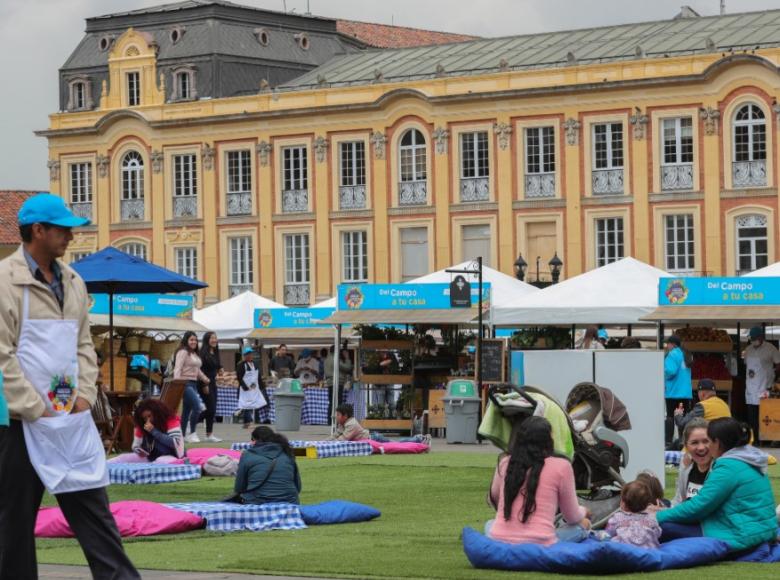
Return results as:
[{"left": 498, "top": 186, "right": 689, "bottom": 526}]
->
[{"left": 37, "top": 453, "right": 780, "bottom": 580}]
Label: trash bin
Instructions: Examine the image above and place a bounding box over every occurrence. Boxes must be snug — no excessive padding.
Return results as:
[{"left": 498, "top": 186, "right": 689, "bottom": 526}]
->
[
  {"left": 443, "top": 379, "right": 481, "bottom": 444},
  {"left": 275, "top": 378, "right": 305, "bottom": 431}
]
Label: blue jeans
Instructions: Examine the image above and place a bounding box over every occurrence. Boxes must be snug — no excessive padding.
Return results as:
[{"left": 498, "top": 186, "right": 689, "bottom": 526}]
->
[
  {"left": 370, "top": 432, "right": 424, "bottom": 443},
  {"left": 181, "top": 381, "right": 201, "bottom": 435},
  {"left": 484, "top": 519, "right": 588, "bottom": 543}
]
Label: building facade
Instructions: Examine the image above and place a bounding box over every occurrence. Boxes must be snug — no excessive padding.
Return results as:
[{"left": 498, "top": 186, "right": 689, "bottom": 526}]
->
[{"left": 40, "top": 4, "right": 780, "bottom": 305}]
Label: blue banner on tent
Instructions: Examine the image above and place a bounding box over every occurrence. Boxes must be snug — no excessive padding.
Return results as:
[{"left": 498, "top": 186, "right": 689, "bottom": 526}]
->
[
  {"left": 336, "top": 283, "right": 491, "bottom": 311},
  {"left": 89, "top": 294, "right": 194, "bottom": 318},
  {"left": 254, "top": 308, "right": 335, "bottom": 329},
  {"left": 658, "top": 277, "right": 780, "bottom": 306},
  {"left": 510, "top": 351, "right": 525, "bottom": 386}
]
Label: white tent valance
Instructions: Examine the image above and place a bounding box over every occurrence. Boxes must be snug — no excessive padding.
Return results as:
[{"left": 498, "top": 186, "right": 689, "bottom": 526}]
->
[{"left": 193, "top": 291, "right": 285, "bottom": 339}]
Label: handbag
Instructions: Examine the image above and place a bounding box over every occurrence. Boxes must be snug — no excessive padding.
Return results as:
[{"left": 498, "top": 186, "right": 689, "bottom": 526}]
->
[{"left": 221, "top": 457, "right": 278, "bottom": 503}]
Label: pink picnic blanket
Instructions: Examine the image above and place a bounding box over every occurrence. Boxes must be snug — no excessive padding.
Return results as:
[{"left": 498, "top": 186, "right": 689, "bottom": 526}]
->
[
  {"left": 365, "top": 440, "right": 429, "bottom": 454},
  {"left": 36, "top": 500, "right": 205, "bottom": 538},
  {"left": 177, "top": 447, "right": 242, "bottom": 466}
]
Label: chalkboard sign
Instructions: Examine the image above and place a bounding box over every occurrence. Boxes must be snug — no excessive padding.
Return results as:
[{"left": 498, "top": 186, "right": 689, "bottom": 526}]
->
[{"left": 479, "top": 339, "right": 505, "bottom": 383}]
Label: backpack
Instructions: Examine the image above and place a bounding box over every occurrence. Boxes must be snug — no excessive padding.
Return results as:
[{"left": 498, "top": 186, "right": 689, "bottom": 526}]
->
[{"left": 203, "top": 454, "right": 239, "bottom": 476}]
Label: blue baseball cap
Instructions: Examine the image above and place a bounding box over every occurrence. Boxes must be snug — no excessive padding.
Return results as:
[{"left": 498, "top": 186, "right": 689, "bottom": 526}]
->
[
  {"left": 242, "top": 347, "right": 254, "bottom": 356},
  {"left": 18, "top": 193, "right": 90, "bottom": 228}
]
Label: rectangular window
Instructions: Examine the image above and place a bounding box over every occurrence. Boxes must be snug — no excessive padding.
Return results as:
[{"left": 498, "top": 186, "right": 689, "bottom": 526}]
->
[
  {"left": 593, "top": 123, "right": 623, "bottom": 169},
  {"left": 127, "top": 72, "right": 140, "bottom": 107},
  {"left": 74, "top": 83, "right": 86, "bottom": 109},
  {"left": 342, "top": 231, "right": 368, "bottom": 283},
  {"left": 119, "top": 243, "right": 147, "bottom": 261},
  {"left": 70, "top": 251, "right": 91, "bottom": 263},
  {"left": 662, "top": 118, "right": 694, "bottom": 165},
  {"left": 226, "top": 150, "right": 251, "bottom": 194},
  {"left": 173, "top": 154, "right": 197, "bottom": 197},
  {"left": 737, "top": 216, "right": 769, "bottom": 274},
  {"left": 595, "top": 217, "right": 624, "bottom": 267},
  {"left": 339, "top": 142, "right": 366, "bottom": 187},
  {"left": 460, "top": 132, "right": 489, "bottom": 178},
  {"left": 461, "top": 224, "right": 491, "bottom": 267},
  {"left": 284, "top": 234, "right": 310, "bottom": 284},
  {"left": 229, "top": 237, "right": 253, "bottom": 286},
  {"left": 69, "top": 163, "right": 92, "bottom": 203},
  {"left": 177, "top": 72, "right": 190, "bottom": 100},
  {"left": 175, "top": 247, "right": 198, "bottom": 279},
  {"left": 664, "top": 214, "right": 695, "bottom": 273},
  {"left": 400, "top": 227, "right": 429, "bottom": 282},
  {"left": 283, "top": 146, "right": 308, "bottom": 190},
  {"left": 525, "top": 127, "right": 556, "bottom": 174}
]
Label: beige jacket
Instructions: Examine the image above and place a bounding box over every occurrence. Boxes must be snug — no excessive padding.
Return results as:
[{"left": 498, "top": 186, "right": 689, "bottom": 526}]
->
[
  {"left": 331, "top": 417, "right": 370, "bottom": 441},
  {"left": 0, "top": 246, "right": 98, "bottom": 421}
]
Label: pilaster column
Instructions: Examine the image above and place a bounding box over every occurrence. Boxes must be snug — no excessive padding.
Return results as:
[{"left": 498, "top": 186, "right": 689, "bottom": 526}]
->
[
  {"left": 563, "top": 114, "right": 583, "bottom": 275},
  {"left": 201, "top": 142, "right": 219, "bottom": 303},
  {"left": 371, "top": 128, "right": 389, "bottom": 283},
  {"left": 494, "top": 119, "right": 514, "bottom": 273},
  {"left": 700, "top": 105, "right": 722, "bottom": 275},
  {"left": 432, "top": 125, "right": 450, "bottom": 269}
]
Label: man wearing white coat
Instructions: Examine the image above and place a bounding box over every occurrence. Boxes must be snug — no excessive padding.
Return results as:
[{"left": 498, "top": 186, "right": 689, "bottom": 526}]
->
[{"left": 0, "top": 194, "right": 138, "bottom": 579}]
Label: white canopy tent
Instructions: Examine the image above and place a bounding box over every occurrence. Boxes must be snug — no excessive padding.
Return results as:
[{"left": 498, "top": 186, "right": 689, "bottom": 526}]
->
[
  {"left": 492, "top": 257, "right": 670, "bottom": 326},
  {"left": 744, "top": 263, "right": 780, "bottom": 277},
  {"left": 193, "top": 291, "right": 285, "bottom": 339}
]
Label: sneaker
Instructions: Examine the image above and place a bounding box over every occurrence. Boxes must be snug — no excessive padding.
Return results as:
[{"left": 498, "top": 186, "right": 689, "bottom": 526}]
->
[
  {"left": 184, "top": 433, "right": 201, "bottom": 443},
  {"left": 205, "top": 435, "right": 222, "bottom": 443},
  {"left": 422, "top": 434, "right": 432, "bottom": 446}
]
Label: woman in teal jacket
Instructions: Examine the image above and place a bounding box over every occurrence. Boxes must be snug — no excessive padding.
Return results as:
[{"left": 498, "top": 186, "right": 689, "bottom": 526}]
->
[
  {"left": 656, "top": 418, "right": 777, "bottom": 552},
  {"left": 234, "top": 427, "right": 301, "bottom": 505},
  {"left": 664, "top": 336, "right": 692, "bottom": 447}
]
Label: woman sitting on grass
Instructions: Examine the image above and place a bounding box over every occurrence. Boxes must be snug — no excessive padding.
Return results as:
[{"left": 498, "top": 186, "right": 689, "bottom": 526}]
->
[
  {"left": 486, "top": 416, "right": 591, "bottom": 545},
  {"left": 233, "top": 427, "right": 301, "bottom": 505},
  {"left": 108, "top": 399, "right": 184, "bottom": 464},
  {"left": 654, "top": 417, "right": 777, "bottom": 552},
  {"left": 672, "top": 418, "right": 713, "bottom": 505}
]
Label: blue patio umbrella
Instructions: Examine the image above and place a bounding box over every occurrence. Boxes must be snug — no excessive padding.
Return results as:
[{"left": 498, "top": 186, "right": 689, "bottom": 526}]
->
[{"left": 71, "top": 247, "right": 208, "bottom": 388}]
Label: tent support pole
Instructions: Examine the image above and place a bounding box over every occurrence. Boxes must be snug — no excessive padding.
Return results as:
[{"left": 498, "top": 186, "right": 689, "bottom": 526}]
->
[
  {"left": 109, "top": 289, "right": 115, "bottom": 391},
  {"left": 570, "top": 325, "right": 575, "bottom": 349},
  {"left": 656, "top": 322, "right": 664, "bottom": 350},
  {"left": 331, "top": 324, "right": 341, "bottom": 435},
  {"left": 627, "top": 324, "right": 632, "bottom": 337}
]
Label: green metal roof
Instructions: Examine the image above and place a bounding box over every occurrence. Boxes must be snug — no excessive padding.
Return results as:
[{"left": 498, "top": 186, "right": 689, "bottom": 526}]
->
[{"left": 284, "top": 9, "right": 780, "bottom": 90}]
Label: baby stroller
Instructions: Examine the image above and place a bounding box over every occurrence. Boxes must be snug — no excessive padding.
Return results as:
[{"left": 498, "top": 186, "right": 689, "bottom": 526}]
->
[{"left": 480, "top": 382, "right": 631, "bottom": 528}]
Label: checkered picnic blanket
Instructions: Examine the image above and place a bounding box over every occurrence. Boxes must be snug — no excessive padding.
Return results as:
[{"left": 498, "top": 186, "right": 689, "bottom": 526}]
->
[
  {"left": 665, "top": 451, "right": 683, "bottom": 466},
  {"left": 215, "top": 385, "right": 277, "bottom": 422},
  {"left": 301, "top": 388, "right": 330, "bottom": 425},
  {"left": 230, "top": 440, "right": 373, "bottom": 458},
  {"left": 343, "top": 385, "right": 366, "bottom": 421},
  {"left": 108, "top": 462, "right": 202, "bottom": 485},
  {"left": 166, "top": 502, "right": 306, "bottom": 532}
]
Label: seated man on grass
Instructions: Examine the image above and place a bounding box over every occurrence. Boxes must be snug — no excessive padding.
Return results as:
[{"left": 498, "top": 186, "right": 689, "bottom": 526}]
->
[{"left": 331, "top": 404, "right": 431, "bottom": 445}]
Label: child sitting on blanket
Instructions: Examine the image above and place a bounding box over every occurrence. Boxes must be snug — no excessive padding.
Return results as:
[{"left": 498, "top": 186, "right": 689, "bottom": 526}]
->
[
  {"left": 605, "top": 480, "right": 662, "bottom": 549},
  {"left": 635, "top": 471, "right": 671, "bottom": 508},
  {"left": 108, "top": 399, "right": 185, "bottom": 464},
  {"left": 331, "top": 404, "right": 431, "bottom": 445}
]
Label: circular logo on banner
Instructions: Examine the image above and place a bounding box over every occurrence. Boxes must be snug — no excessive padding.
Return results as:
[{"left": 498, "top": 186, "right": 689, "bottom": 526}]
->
[
  {"left": 665, "top": 279, "right": 689, "bottom": 304},
  {"left": 48, "top": 374, "right": 77, "bottom": 413},
  {"left": 258, "top": 310, "right": 273, "bottom": 328},
  {"left": 345, "top": 286, "right": 364, "bottom": 309}
]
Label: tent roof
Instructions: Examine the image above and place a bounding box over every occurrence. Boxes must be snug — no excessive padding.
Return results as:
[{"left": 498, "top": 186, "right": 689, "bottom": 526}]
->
[
  {"left": 642, "top": 305, "right": 780, "bottom": 325},
  {"left": 193, "top": 291, "right": 285, "bottom": 339},
  {"left": 743, "top": 262, "right": 780, "bottom": 277},
  {"left": 492, "top": 257, "right": 670, "bottom": 325},
  {"left": 323, "top": 307, "right": 480, "bottom": 325},
  {"left": 90, "top": 314, "right": 206, "bottom": 333}
]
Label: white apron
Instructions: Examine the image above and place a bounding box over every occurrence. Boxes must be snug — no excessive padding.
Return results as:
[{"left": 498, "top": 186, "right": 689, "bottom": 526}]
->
[
  {"left": 238, "top": 367, "right": 267, "bottom": 410},
  {"left": 19, "top": 287, "right": 108, "bottom": 494}
]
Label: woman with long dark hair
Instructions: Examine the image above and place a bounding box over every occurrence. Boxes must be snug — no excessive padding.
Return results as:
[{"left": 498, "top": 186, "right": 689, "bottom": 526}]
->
[
  {"left": 173, "top": 331, "right": 210, "bottom": 442},
  {"left": 486, "top": 416, "right": 590, "bottom": 545},
  {"left": 108, "top": 399, "right": 184, "bottom": 463},
  {"left": 655, "top": 417, "right": 776, "bottom": 552},
  {"left": 199, "top": 331, "right": 222, "bottom": 442},
  {"left": 233, "top": 426, "right": 301, "bottom": 505}
]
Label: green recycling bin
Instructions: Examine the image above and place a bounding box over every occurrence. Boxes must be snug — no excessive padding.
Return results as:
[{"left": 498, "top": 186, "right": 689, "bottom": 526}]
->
[
  {"left": 443, "top": 379, "right": 481, "bottom": 444},
  {"left": 274, "top": 378, "right": 305, "bottom": 431}
]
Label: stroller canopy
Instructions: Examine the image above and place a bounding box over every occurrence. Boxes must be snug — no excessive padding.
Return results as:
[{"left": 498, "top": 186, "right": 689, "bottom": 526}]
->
[{"left": 566, "top": 382, "right": 631, "bottom": 432}]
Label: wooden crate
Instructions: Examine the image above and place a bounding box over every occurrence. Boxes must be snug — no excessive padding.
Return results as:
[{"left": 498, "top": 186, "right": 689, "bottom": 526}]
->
[
  {"left": 427, "top": 390, "right": 447, "bottom": 429},
  {"left": 683, "top": 341, "right": 732, "bottom": 353},
  {"left": 362, "top": 419, "right": 413, "bottom": 432},
  {"left": 759, "top": 399, "right": 780, "bottom": 442},
  {"left": 101, "top": 356, "right": 127, "bottom": 392},
  {"left": 691, "top": 379, "right": 732, "bottom": 392},
  {"left": 360, "top": 374, "right": 413, "bottom": 385}
]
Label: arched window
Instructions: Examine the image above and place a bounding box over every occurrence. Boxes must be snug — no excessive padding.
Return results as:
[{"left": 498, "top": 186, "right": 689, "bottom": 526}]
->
[
  {"left": 398, "top": 129, "right": 427, "bottom": 205},
  {"left": 733, "top": 104, "right": 767, "bottom": 187},
  {"left": 119, "top": 242, "right": 147, "bottom": 261},
  {"left": 121, "top": 151, "right": 144, "bottom": 200},
  {"left": 736, "top": 214, "right": 768, "bottom": 274}
]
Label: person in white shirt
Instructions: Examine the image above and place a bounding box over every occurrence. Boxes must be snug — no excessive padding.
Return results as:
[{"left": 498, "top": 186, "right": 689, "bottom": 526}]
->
[{"left": 742, "top": 326, "right": 780, "bottom": 441}]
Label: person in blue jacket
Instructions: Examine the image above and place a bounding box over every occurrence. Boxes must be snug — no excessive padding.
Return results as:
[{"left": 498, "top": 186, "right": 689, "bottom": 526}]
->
[
  {"left": 664, "top": 335, "right": 692, "bottom": 448},
  {"left": 233, "top": 426, "right": 301, "bottom": 505},
  {"left": 655, "top": 418, "right": 777, "bottom": 552}
]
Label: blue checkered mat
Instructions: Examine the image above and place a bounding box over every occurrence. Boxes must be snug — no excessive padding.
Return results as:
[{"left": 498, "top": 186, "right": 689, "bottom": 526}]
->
[
  {"left": 665, "top": 451, "right": 683, "bottom": 466},
  {"left": 301, "top": 388, "right": 330, "bottom": 425},
  {"left": 216, "top": 386, "right": 277, "bottom": 423},
  {"left": 108, "top": 463, "right": 202, "bottom": 485},
  {"left": 166, "top": 502, "right": 306, "bottom": 532},
  {"left": 231, "top": 440, "right": 373, "bottom": 458}
]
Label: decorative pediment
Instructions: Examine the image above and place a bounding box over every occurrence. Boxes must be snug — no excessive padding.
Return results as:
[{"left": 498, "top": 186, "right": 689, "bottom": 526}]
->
[{"left": 109, "top": 28, "right": 158, "bottom": 61}]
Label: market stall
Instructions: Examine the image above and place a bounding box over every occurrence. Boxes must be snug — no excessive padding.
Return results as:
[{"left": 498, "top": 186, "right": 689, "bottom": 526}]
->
[{"left": 193, "top": 291, "right": 285, "bottom": 340}]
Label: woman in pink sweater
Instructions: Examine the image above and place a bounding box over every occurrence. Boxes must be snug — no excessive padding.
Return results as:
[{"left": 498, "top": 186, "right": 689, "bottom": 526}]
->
[{"left": 487, "top": 416, "right": 591, "bottom": 545}]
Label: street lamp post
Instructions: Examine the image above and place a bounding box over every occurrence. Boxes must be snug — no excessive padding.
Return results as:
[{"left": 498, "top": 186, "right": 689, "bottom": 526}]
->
[
  {"left": 514, "top": 254, "right": 527, "bottom": 281},
  {"left": 549, "top": 252, "right": 563, "bottom": 284}
]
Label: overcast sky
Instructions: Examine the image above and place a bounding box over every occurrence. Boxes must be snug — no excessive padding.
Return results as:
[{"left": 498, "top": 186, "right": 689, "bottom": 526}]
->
[{"left": 2, "top": 0, "right": 780, "bottom": 190}]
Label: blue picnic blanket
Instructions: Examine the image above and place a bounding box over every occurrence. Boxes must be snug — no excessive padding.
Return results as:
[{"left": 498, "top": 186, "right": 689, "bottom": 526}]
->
[
  {"left": 108, "top": 463, "right": 202, "bottom": 485},
  {"left": 167, "top": 502, "right": 305, "bottom": 532},
  {"left": 665, "top": 451, "right": 683, "bottom": 466},
  {"left": 231, "top": 440, "right": 373, "bottom": 458}
]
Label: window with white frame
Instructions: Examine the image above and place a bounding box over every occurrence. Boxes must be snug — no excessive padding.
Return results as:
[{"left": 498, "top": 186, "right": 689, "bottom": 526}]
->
[
  {"left": 400, "top": 227, "right": 429, "bottom": 282},
  {"left": 736, "top": 214, "right": 769, "bottom": 274},
  {"left": 226, "top": 150, "right": 251, "bottom": 194},
  {"left": 282, "top": 146, "right": 308, "bottom": 190},
  {"left": 69, "top": 163, "right": 92, "bottom": 203},
  {"left": 525, "top": 127, "right": 555, "bottom": 175},
  {"left": 229, "top": 237, "right": 253, "bottom": 287},
  {"left": 664, "top": 214, "right": 695, "bottom": 273},
  {"left": 70, "top": 251, "right": 91, "bottom": 264},
  {"left": 593, "top": 123, "right": 623, "bottom": 170},
  {"left": 73, "top": 82, "right": 86, "bottom": 110},
  {"left": 399, "top": 129, "right": 427, "bottom": 182},
  {"left": 121, "top": 151, "right": 144, "bottom": 200},
  {"left": 119, "top": 242, "right": 147, "bottom": 261},
  {"left": 342, "top": 231, "right": 368, "bottom": 283},
  {"left": 127, "top": 72, "right": 140, "bottom": 106},
  {"left": 461, "top": 224, "right": 491, "bottom": 267},
  {"left": 594, "top": 217, "right": 624, "bottom": 267},
  {"left": 460, "top": 132, "right": 489, "bottom": 179},
  {"left": 662, "top": 118, "right": 693, "bottom": 165},
  {"left": 734, "top": 105, "right": 766, "bottom": 163},
  {"left": 284, "top": 234, "right": 310, "bottom": 284},
  {"left": 173, "top": 154, "right": 197, "bottom": 197},
  {"left": 340, "top": 141, "right": 365, "bottom": 186},
  {"left": 176, "top": 71, "right": 191, "bottom": 100},
  {"left": 175, "top": 247, "right": 198, "bottom": 280}
]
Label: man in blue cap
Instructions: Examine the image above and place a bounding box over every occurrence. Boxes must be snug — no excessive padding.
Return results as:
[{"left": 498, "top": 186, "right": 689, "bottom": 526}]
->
[
  {"left": 743, "top": 325, "right": 780, "bottom": 441},
  {"left": 0, "top": 194, "right": 138, "bottom": 579}
]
